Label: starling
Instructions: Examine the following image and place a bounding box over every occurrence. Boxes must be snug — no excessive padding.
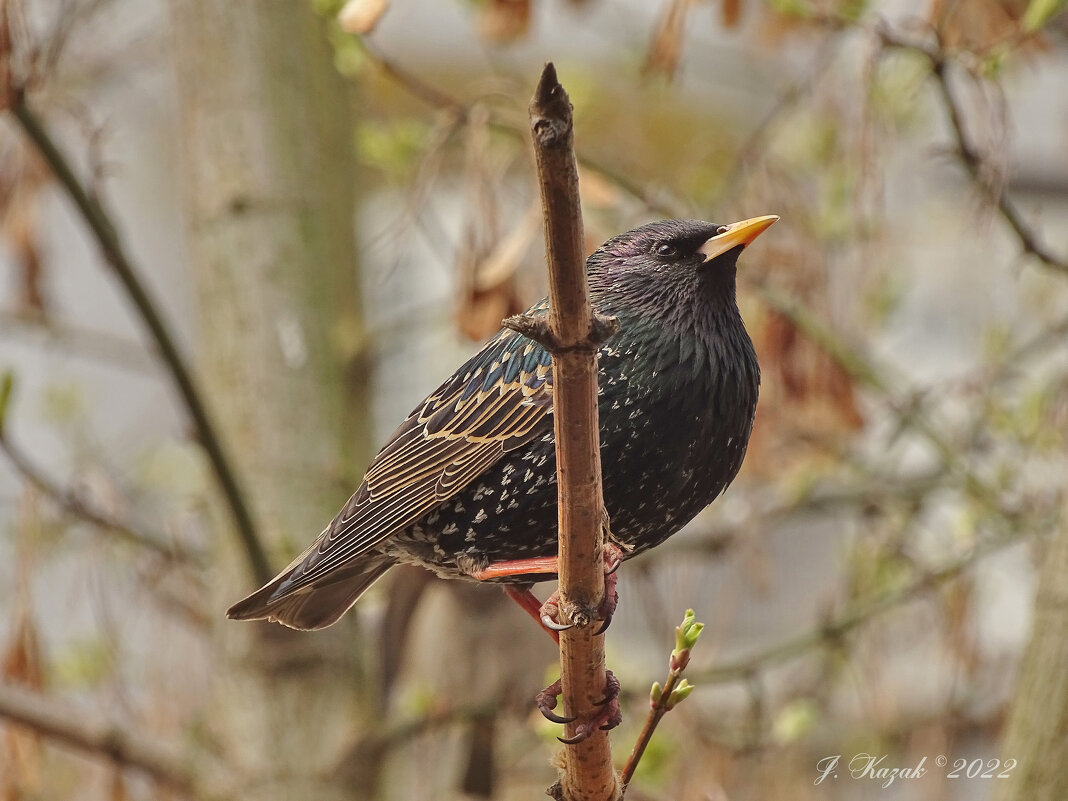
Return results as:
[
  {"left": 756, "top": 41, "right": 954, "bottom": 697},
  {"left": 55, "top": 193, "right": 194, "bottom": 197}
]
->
[{"left": 228, "top": 216, "right": 776, "bottom": 633}]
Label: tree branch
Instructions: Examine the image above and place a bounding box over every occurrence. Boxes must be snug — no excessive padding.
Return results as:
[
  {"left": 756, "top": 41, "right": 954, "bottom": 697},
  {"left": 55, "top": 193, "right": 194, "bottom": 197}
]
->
[
  {"left": 691, "top": 529, "right": 1035, "bottom": 684},
  {"left": 359, "top": 41, "right": 681, "bottom": 217},
  {"left": 872, "top": 23, "right": 1068, "bottom": 276},
  {"left": 0, "top": 307, "right": 156, "bottom": 372},
  {"left": 506, "top": 63, "right": 619, "bottom": 801},
  {"left": 8, "top": 92, "right": 272, "bottom": 585},
  {"left": 0, "top": 371, "right": 199, "bottom": 563},
  {"left": 754, "top": 284, "right": 1007, "bottom": 512},
  {"left": 0, "top": 682, "right": 199, "bottom": 793}
]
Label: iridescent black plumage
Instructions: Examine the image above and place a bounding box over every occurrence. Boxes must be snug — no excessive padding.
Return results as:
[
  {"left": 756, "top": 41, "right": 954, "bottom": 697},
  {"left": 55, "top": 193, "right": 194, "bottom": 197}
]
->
[{"left": 228, "top": 218, "right": 772, "bottom": 630}]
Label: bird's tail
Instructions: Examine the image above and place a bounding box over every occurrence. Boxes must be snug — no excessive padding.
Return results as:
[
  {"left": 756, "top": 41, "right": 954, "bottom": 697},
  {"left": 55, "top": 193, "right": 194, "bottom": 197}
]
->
[{"left": 226, "top": 553, "right": 394, "bottom": 631}]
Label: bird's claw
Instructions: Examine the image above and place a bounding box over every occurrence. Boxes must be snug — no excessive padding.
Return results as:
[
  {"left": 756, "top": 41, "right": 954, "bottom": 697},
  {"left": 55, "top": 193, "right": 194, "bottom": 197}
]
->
[
  {"left": 593, "top": 564, "right": 620, "bottom": 635},
  {"left": 539, "top": 542, "right": 624, "bottom": 637},
  {"left": 541, "top": 612, "right": 574, "bottom": 632},
  {"left": 604, "top": 543, "right": 624, "bottom": 575},
  {"left": 552, "top": 670, "right": 622, "bottom": 745},
  {"left": 592, "top": 671, "right": 621, "bottom": 707},
  {"left": 538, "top": 595, "right": 574, "bottom": 635},
  {"left": 536, "top": 679, "right": 577, "bottom": 724}
]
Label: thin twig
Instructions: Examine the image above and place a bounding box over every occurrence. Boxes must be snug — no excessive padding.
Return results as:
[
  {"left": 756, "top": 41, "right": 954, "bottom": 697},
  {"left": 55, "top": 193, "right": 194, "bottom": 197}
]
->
[
  {"left": 8, "top": 92, "right": 272, "bottom": 585},
  {"left": 0, "top": 307, "right": 155, "bottom": 372},
  {"left": 505, "top": 63, "right": 619, "bottom": 801},
  {"left": 716, "top": 41, "right": 844, "bottom": 198},
  {"left": 0, "top": 372, "right": 198, "bottom": 562},
  {"left": 754, "top": 284, "right": 1006, "bottom": 510},
  {"left": 691, "top": 529, "right": 1035, "bottom": 684},
  {"left": 360, "top": 42, "right": 679, "bottom": 217},
  {"left": 620, "top": 612, "right": 702, "bottom": 791},
  {"left": 872, "top": 23, "right": 1068, "bottom": 275},
  {"left": 0, "top": 430, "right": 197, "bottom": 562},
  {"left": 0, "top": 681, "right": 199, "bottom": 793}
]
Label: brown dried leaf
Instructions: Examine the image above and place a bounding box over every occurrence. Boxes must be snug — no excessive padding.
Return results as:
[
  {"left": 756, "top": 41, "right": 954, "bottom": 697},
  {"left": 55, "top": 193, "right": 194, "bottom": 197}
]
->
[
  {"left": 930, "top": 0, "right": 1033, "bottom": 50},
  {"left": 479, "top": 0, "right": 531, "bottom": 43},
  {"left": 1, "top": 613, "right": 43, "bottom": 689},
  {"left": 762, "top": 308, "right": 864, "bottom": 429},
  {"left": 721, "top": 0, "right": 742, "bottom": 28},
  {"left": 455, "top": 208, "right": 538, "bottom": 341},
  {"left": 1, "top": 143, "right": 51, "bottom": 316},
  {"left": 2, "top": 608, "right": 44, "bottom": 798},
  {"left": 644, "top": 0, "right": 697, "bottom": 80},
  {"left": 338, "top": 0, "right": 390, "bottom": 35}
]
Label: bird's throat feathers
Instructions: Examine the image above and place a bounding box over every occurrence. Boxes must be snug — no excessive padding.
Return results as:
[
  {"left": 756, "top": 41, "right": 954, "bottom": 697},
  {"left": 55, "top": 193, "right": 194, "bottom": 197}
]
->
[{"left": 590, "top": 255, "right": 759, "bottom": 401}]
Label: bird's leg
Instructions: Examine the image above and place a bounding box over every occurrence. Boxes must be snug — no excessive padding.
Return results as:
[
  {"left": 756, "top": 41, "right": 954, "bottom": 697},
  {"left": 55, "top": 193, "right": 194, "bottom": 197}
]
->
[
  {"left": 474, "top": 556, "right": 560, "bottom": 580},
  {"left": 503, "top": 585, "right": 562, "bottom": 644},
  {"left": 476, "top": 541, "right": 625, "bottom": 636},
  {"left": 537, "top": 670, "right": 622, "bottom": 744},
  {"left": 483, "top": 544, "right": 625, "bottom": 742}
]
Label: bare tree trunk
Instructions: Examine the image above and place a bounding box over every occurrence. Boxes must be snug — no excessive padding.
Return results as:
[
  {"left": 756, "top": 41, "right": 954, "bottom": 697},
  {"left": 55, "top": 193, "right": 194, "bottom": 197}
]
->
[
  {"left": 169, "top": 2, "right": 374, "bottom": 798},
  {"left": 992, "top": 516, "right": 1068, "bottom": 801}
]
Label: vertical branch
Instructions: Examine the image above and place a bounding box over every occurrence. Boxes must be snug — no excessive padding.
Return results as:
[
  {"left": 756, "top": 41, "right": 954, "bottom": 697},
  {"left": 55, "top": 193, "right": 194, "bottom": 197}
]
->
[
  {"left": 516, "top": 63, "right": 620, "bottom": 801},
  {"left": 992, "top": 499, "right": 1068, "bottom": 801}
]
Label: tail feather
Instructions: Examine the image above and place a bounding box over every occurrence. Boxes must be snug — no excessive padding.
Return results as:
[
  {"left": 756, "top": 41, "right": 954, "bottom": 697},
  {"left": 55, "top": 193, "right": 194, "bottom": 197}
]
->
[{"left": 227, "top": 554, "right": 394, "bottom": 631}]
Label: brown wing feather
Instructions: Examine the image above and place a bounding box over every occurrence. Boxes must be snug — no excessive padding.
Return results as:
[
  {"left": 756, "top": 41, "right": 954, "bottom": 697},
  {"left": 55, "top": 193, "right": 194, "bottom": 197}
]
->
[{"left": 270, "top": 328, "right": 554, "bottom": 595}]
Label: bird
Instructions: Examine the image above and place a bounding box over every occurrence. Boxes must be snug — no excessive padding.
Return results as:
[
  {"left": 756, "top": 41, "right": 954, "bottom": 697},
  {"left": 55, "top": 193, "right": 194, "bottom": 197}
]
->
[{"left": 228, "top": 216, "right": 776, "bottom": 635}]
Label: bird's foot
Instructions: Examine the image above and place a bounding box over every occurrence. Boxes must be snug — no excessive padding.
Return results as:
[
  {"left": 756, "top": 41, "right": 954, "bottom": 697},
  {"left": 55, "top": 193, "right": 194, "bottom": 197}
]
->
[
  {"left": 538, "top": 548, "right": 620, "bottom": 635},
  {"left": 491, "top": 542, "right": 625, "bottom": 641},
  {"left": 536, "top": 678, "right": 574, "bottom": 724},
  {"left": 537, "top": 671, "right": 622, "bottom": 744}
]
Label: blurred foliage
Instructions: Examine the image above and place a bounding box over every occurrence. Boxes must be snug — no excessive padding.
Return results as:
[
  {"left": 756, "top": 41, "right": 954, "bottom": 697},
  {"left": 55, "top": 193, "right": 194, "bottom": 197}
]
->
[
  {"left": 51, "top": 637, "right": 113, "bottom": 689},
  {"left": 0, "top": 0, "right": 1066, "bottom": 799}
]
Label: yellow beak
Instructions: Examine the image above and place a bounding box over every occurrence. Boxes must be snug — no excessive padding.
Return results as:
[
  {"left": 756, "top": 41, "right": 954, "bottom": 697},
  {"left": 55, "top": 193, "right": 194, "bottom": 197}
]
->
[{"left": 698, "top": 215, "right": 779, "bottom": 263}]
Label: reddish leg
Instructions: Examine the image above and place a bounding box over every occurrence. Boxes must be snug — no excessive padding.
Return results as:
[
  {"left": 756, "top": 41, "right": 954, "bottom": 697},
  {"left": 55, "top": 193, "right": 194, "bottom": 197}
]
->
[
  {"left": 474, "top": 556, "right": 559, "bottom": 580},
  {"left": 479, "top": 546, "right": 626, "bottom": 742},
  {"left": 503, "top": 585, "right": 561, "bottom": 644},
  {"left": 475, "top": 543, "right": 624, "bottom": 638}
]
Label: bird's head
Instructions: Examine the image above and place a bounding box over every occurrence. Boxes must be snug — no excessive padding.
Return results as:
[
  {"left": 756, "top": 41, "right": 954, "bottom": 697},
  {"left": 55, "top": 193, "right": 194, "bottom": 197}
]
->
[{"left": 588, "top": 216, "right": 778, "bottom": 319}]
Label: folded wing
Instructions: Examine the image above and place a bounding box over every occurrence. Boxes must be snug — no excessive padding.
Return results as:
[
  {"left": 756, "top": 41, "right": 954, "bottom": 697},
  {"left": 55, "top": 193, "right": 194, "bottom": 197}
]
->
[{"left": 226, "top": 320, "right": 555, "bottom": 628}]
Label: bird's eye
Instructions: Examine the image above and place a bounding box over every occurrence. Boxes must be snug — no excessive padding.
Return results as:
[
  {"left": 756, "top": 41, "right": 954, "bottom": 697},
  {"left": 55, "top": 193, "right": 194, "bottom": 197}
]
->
[
  {"left": 654, "top": 242, "right": 678, "bottom": 257},
  {"left": 715, "top": 225, "right": 730, "bottom": 235}
]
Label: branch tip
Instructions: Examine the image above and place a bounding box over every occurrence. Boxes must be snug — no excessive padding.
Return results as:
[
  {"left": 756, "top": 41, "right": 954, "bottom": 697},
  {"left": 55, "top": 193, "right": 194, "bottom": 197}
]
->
[
  {"left": 534, "top": 62, "right": 561, "bottom": 108},
  {"left": 530, "top": 63, "right": 573, "bottom": 147}
]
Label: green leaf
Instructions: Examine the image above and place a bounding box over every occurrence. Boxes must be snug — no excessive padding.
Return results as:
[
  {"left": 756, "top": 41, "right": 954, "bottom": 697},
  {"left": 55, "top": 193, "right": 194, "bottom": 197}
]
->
[
  {"left": 52, "top": 637, "right": 115, "bottom": 688},
  {"left": 355, "top": 119, "right": 431, "bottom": 178},
  {"left": 769, "top": 0, "right": 812, "bottom": 18},
  {"left": 674, "top": 608, "right": 704, "bottom": 655},
  {"left": 773, "top": 698, "right": 820, "bottom": 743},
  {"left": 665, "top": 679, "right": 695, "bottom": 710},
  {"left": 41, "top": 382, "right": 87, "bottom": 426},
  {"left": 0, "top": 371, "right": 14, "bottom": 436},
  {"left": 1022, "top": 0, "right": 1067, "bottom": 32}
]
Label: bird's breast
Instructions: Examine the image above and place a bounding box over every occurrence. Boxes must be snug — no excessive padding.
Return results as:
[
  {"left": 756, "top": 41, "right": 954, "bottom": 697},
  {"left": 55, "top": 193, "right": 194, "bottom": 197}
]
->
[{"left": 595, "top": 328, "right": 758, "bottom": 554}]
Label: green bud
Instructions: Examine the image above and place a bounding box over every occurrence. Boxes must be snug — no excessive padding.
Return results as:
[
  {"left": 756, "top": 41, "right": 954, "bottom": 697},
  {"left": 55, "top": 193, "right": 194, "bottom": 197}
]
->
[
  {"left": 650, "top": 681, "right": 663, "bottom": 706},
  {"left": 673, "top": 609, "right": 704, "bottom": 662},
  {"left": 666, "top": 679, "right": 695, "bottom": 710}
]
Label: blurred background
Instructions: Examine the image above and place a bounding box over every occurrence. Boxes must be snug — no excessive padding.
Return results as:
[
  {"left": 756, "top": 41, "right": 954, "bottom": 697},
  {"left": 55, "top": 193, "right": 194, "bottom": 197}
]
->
[{"left": 1, "top": 0, "right": 1066, "bottom": 799}]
